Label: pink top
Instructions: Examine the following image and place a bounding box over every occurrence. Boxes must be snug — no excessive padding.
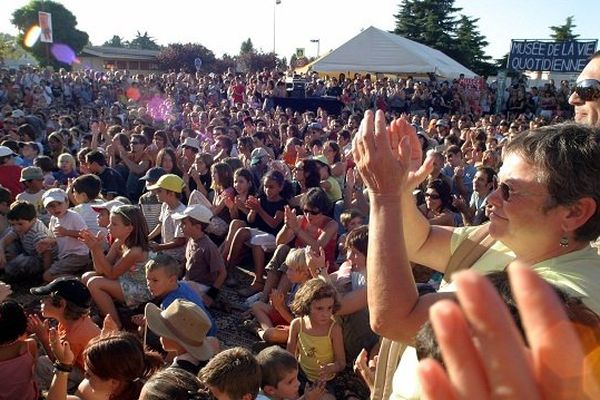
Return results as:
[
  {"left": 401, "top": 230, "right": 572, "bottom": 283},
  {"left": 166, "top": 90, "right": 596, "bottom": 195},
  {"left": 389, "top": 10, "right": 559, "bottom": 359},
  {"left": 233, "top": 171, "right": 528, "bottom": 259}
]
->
[{"left": 0, "top": 348, "right": 38, "bottom": 400}]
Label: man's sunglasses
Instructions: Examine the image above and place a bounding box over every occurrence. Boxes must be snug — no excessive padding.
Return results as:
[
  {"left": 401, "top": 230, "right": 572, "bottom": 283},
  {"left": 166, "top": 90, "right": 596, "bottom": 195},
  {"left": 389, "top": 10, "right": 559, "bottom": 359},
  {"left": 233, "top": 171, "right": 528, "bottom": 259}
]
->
[
  {"left": 571, "top": 79, "right": 600, "bottom": 102},
  {"left": 498, "top": 182, "right": 512, "bottom": 202},
  {"left": 424, "top": 193, "right": 441, "bottom": 200}
]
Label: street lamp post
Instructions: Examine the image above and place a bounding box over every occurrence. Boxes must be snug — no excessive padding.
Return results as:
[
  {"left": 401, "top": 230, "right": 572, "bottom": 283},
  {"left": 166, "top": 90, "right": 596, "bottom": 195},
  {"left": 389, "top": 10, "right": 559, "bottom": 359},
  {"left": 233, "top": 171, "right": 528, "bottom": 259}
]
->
[
  {"left": 310, "top": 39, "right": 320, "bottom": 57},
  {"left": 273, "top": 0, "right": 281, "bottom": 54}
]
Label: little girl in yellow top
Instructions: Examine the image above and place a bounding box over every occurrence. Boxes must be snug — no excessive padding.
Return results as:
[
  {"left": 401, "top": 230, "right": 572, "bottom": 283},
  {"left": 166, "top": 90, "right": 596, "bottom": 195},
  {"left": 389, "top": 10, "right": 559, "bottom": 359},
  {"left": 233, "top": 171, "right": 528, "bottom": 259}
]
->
[{"left": 286, "top": 278, "right": 345, "bottom": 399}]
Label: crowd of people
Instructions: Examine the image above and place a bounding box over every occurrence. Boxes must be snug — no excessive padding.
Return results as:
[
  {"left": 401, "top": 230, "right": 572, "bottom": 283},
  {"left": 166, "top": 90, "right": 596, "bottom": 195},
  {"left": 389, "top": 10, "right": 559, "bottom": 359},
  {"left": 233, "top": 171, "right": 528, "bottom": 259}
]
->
[{"left": 0, "top": 48, "right": 598, "bottom": 400}]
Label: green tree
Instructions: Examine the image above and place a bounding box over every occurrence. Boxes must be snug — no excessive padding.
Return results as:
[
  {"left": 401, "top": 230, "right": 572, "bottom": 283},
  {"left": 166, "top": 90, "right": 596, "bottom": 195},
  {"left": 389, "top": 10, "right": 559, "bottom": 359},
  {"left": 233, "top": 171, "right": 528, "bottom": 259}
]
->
[
  {"left": 102, "top": 35, "right": 128, "bottom": 48},
  {"left": 549, "top": 16, "right": 579, "bottom": 41},
  {"left": 394, "top": 0, "right": 461, "bottom": 53},
  {"left": 0, "top": 33, "right": 31, "bottom": 65},
  {"left": 156, "top": 43, "right": 216, "bottom": 72},
  {"left": 11, "top": 0, "right": 88, "bottom": 68},
  {"left": 240, "top": 38, "right": 255, "bottom": 54},
  {"left": 454, "top": 15, "right": 493, "bottom": 75},
  {"left": 129, "top": 31, "right": 161, "bottom": 50}
]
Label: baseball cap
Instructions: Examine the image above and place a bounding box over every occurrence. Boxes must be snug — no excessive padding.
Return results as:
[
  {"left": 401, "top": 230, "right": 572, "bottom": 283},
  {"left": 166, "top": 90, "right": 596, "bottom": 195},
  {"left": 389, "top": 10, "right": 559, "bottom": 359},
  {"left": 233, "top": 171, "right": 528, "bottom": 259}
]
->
[
  {"left": 0, "top": 146, "right": 15, "bottom": 158},
  {"left": 30, "top": 278, "right": 92, "bottom": 308},
  {"left": 91, "top": 199, "right": 125, "bottom": 213},
  {"left": 436, "top": 119, "right": 449, "bottom": 128},
  {"left": 250, "top": 147, "right": 269, "bottom": 166},
  {"left": 181, "top": 137, "right": 201, "bottom": 151},
  {"left": 308, "top": 122, "right": 323, "bottom": 130},
  {"left": 146, "top": 174, "right": 185, "bottom": 193},
  {"left": 42, "top": 188, "right": 68, "bottom": 207},
  {"left": 171, "top": 204, "right": 213, "bottom": 224},
  {"left": 139, "top": 167, "right": 166, "bottom": 182},
  {"left": 20, "top": 166, "right": 44, "bottom": 182},
  {"left": 11, "top": 109, "right": 25, "bottom": 119},
  {"left": 145, "top": 300, "right": 214, "bottom": 361}
]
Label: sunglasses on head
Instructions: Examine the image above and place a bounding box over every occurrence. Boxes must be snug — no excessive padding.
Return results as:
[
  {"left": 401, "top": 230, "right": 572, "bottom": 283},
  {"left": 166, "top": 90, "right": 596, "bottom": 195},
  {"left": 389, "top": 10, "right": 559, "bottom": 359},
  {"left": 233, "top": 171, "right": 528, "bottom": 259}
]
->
[
  {"left": 424, "top": 192, "right": 441, "bottom": 200},
  {"left": 571, "top": 79, "right": 600, "bottom": 102},
  {"left": 302, "top": 208, "right": 320, "bottom": 215}
]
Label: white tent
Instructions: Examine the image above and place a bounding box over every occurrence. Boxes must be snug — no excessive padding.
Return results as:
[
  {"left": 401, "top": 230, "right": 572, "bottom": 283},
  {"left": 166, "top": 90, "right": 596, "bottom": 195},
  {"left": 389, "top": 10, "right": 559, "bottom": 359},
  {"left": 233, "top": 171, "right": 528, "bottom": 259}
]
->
[{"left": 308, "top": 26, "right": 477, "bottom": 79}]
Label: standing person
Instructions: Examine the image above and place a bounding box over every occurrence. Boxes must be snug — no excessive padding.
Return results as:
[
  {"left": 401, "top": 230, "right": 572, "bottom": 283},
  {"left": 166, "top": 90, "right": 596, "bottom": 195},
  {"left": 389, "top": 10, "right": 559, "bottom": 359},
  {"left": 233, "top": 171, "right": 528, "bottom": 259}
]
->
[
  {"left": 147, "top": 174, "right": 187, "bottom": 263},
  {"left": 454, "top": 166, "right": 496, "bottom": 226},
  {"left": 80, "top": 205, "right": 151, "bottom": 329},
  {"left": 286, "top": 278, "right": 345, "bottom": 400},
  {"left": 352, "top": 112, "right": 600, "bottom": 399}
]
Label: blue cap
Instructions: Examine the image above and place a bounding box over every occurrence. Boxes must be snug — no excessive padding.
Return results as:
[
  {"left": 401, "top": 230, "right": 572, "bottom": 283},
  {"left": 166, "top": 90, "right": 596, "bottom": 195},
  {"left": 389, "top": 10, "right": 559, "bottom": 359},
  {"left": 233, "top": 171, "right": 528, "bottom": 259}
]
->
[{"left": 140, "top": 167, "right": 166, "bottom": 183}]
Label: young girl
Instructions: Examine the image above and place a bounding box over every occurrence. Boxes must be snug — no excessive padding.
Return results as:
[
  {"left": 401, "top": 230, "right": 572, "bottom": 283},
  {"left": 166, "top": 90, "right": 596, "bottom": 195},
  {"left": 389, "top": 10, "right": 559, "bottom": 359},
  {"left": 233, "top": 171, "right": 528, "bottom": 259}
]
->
[
  {"left": 53, "top": 153, "right": 79, "bottom": 186},
  {"left": 248, "top": 248, "right": 311, "bottom": 345},
  {"left": 287, "top": 278, "right": 345, "bottom": 400},
  {"left": 224, "top": 168, "right": 255, "bottom": 221},
  {"left": 223, "top": 170, "right": 290, "bottom": 296},
  {"left": 80, "top": 205, "right": 152, "bottom": 329},
  {"left": 0, "top": 300, "right": 38, "bottom": 400},
  {"left": 47, "top": 330, "right": 163, "bottom": 400}
]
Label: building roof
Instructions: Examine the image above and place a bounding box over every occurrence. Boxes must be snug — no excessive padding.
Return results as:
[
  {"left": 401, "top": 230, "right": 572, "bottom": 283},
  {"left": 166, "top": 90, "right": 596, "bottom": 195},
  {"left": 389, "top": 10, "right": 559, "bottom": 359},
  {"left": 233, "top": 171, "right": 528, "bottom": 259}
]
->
[{"left": 80, "top": 46, "right": 160, "bottom": 60}]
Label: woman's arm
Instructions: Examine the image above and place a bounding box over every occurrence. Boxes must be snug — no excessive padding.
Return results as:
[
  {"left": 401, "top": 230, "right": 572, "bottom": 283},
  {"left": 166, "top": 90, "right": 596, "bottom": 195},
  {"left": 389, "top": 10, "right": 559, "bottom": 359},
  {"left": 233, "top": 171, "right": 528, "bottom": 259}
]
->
[
  {"left": 427, "top": 211, "right": 456, "bottom": 227},
  {"left": 292, "top": 219, "right": 338, "bottom": 249}
]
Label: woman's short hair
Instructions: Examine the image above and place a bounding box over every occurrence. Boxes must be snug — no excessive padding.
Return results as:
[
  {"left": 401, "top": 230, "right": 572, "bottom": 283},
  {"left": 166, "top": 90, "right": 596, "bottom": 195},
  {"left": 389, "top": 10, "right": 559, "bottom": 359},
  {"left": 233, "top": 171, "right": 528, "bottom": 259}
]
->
[
  {"left": 504, "top": 123, "right": 600, "bottom": 241},
  {"left": 301, "top": 187, "right": 332, "bottom": 215}
]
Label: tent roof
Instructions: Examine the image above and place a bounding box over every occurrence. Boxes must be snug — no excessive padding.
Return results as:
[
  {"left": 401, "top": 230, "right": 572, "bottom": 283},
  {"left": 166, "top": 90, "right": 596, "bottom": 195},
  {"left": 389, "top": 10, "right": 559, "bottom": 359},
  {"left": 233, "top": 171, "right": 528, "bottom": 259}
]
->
[{"left": 309, "top": 26, "right": 476, "bottom": 79}]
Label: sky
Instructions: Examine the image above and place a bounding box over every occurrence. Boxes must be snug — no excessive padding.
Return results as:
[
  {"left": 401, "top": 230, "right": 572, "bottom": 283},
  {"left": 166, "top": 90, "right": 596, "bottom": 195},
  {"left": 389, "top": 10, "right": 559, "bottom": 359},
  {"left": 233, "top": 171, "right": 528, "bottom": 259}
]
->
[{"left": 1, "top": 0, "right": 599, "bottom": 62}]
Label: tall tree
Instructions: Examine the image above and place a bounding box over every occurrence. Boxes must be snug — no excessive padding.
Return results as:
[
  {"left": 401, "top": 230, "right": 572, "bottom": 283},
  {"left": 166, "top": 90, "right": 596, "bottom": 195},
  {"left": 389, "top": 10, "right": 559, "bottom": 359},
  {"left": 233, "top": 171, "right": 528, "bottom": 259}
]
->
[
  {"left": 454, "top": 15, "right": 493, "bottom": 75},
  {"left": 156, "top": 43, "right": 216, "bottom": 72},
  {"left": 129, "top": 31, "right": 161, "bottom": 50},
  {"left": 240, "top": 38, "right": 255, "bottom": 54},
  {"left": 0, "top": 33, "right": 31, "bottom": 64},
  {"left": 102, "top": 35, "right": 128, "bottom": 48},
  {"left": 549, "top": 16, "right": 579, "bottom": 41},
  {"left": 394, "top": 0, "right": 461, "bottom": 53},
  {"left": 11, "top": 0, "right": 88, "bottom": 68}
]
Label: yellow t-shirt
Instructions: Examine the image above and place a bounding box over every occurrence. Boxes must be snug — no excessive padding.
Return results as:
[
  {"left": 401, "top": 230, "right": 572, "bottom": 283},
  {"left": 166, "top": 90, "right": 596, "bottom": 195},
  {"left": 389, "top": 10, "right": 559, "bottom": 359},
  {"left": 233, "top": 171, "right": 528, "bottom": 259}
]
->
[{"left": 391, "top": 226, "right": 600, "bottom": 399}]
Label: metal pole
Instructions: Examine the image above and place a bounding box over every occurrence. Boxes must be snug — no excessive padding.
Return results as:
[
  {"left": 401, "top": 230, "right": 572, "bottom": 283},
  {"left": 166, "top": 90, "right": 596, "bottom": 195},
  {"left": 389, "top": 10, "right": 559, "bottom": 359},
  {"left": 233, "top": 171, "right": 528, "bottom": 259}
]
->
[{"left": 273, "top": 2, "right": 276, "bottom": 54}]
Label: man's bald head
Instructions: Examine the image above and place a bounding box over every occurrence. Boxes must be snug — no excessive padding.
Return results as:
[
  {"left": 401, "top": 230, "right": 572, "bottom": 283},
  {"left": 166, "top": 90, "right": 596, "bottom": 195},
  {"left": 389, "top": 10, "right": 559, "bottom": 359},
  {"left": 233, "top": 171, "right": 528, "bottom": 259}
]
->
[{"left": 569, "top": 51, "right": 600, "bottom": 127}]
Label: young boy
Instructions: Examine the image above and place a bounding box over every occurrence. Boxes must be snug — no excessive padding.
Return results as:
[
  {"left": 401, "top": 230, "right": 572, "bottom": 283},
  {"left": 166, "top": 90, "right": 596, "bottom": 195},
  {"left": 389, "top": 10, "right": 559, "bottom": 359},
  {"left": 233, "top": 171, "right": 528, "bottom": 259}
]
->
[
  {"left": 138, "top": 166, "right": 165, "bottom": 233},
  {"left": 0, "top": 201, "right": 53, "bottom": 280},
  {"left": 15, "top": 166, "right": 48, "bottom": 225},
  {"left": 90, "top": 199, "right": 124, "bottom": 246},
  {"left": 19, "top": 141, "right": 40, "bottom": 168},
  {"left": 199, "top": 346, "right": 262, "bottom": 400},
  {"left": 336, "top": 209, "right": 365, "bottom": 265},
  {"left": 171, "top": 204, "right": 226, "bottom": 307},
  {"left": 70, "top": 174, "right": 103, "bottom": 235},
  {"left": 28, "top": 277, "right": 101, "bottom": 391},
  {"left": 147, "top": 174, "right": 187, "bottom": 262},
  {"left": 145, "top": 298, "right": 219, "bottom": 375},
  {"left": 256, "top": 346, "right": 325, "bottom": 400},
  {"left": 142, "top": 252, "right": 217, "bottom": 336},
  {"left": 37, "top": 188, "right": 91, "bottom": 282}
]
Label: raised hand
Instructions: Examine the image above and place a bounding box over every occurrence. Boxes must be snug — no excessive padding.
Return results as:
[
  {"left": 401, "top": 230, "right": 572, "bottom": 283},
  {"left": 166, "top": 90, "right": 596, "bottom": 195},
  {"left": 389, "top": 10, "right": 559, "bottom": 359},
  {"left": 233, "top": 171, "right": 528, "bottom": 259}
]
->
[{"left": 48, "top": 327, "right": 75, "bottom": 366}]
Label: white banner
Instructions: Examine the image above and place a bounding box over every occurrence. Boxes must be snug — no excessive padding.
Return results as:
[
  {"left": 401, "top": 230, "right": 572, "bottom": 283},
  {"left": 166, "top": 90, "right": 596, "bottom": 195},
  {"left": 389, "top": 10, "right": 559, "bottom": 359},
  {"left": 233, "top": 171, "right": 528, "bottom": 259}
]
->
[{"left": 38, "top": 11, "right": 53, "bottom": 43}]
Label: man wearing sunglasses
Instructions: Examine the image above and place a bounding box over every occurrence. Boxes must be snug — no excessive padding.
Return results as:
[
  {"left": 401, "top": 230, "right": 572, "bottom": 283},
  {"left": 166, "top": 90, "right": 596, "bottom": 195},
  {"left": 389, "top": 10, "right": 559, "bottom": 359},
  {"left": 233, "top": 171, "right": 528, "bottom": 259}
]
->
[{"left": 569, "top": 51, "right": 600, "bottom": 126}]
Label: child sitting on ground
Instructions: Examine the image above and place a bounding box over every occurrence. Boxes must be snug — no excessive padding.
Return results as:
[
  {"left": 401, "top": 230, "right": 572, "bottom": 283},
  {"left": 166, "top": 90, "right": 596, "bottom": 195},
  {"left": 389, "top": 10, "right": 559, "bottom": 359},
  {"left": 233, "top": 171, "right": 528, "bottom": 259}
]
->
[
  {"left": 0, "top": 300, "right": 39, "bottom": 400},
  {"left": 15, "top": 166, "right": 49, "bottom": 225},
  {"left": 199, "top": 346, "right": 262, "bottom": 400},
  {"left": 90, "top": 199, "right": 124, "bottom": 246},
  {"left": 147, "top": 174, "right": 187, "bottom": 263},
  {"left": 135, "top": 252, "right": 217, "bottom": 336},
  {"left": 256, "top": 345, "right": 326, "bottom": 400},
  {"left": 27, "top": 277, "right": 101, "bottom": 391},
  {"left": 249, "top": 248, "right": 311, "bottom": 345},
  {"left": 173, "top": 204, "right": 226, "bottom": 307},
  {"left": 70, "top": 174, "right": 103, "bottom": 235},
  {"left": 0, "top": 186, "right": 11, "bottom": 237},
  {"left": 145, "top": 299, "right": 219, "bottom": 375},
  {"left": 37, "top": 188, "right": 91, "bottom": 282},
  {"left": 33, "top": 155, "right": 56, "bottom": 188},
  {"left": 0, "top": 201, "right": 53, "bottom": 280},
  {"left": 53, "top": 153, "right": 79, "bottom": 186},
  {"left": 287, "top": 278, "right": 345, "bottom": 400},
  {"left": 335, "top": 209, "right": 365, "bottom": 265}
]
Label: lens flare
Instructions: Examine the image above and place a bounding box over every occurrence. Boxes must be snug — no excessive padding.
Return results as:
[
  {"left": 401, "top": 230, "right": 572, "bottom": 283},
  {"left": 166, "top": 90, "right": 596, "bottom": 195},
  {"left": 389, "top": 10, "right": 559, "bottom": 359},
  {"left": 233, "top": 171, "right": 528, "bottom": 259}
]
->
[
  {"left": 24, "top": 25, "right": 42, "bottom": 47},
  {"left": 51, "top": 43, "right": 77, "bottom": 65}
]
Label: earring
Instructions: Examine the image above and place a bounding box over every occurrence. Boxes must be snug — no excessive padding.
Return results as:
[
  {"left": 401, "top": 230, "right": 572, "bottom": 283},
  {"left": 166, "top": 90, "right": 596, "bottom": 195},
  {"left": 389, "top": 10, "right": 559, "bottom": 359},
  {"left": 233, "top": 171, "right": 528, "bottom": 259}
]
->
[{"left": 559, "top": 235, "right": 569, "bottom": 248}]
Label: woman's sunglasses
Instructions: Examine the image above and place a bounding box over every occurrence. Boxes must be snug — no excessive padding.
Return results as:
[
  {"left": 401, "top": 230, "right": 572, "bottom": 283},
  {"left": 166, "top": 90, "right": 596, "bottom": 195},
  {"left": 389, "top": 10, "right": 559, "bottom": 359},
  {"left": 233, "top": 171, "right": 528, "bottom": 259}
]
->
[
  {"left": 302, "top": 208, "right": 321, "bottom": 215},
  {"left": 424, "top": 192, "right": 441, "bottom": 200},
  {"left": 571, "top": 79, "right": 600, "bottom": 102}
]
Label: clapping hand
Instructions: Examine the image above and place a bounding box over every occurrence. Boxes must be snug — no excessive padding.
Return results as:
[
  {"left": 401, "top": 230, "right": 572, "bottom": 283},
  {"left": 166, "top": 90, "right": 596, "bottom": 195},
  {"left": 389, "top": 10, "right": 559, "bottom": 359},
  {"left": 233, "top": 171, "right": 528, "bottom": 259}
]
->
[
  {"left": 78, "top": 229, "right": 103, "bottom": 250},
  {"left": 27, "top": 314, "right": 49, "bottom": 339},
  {"left": 49, "top": 327, "right": 74, "bottom": 366},
  {"left": 284, "top": 206, "right": 299, "bottom": 231},
  {"left": 305, "top": 245, "right": 326, "bottom": 278}
]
